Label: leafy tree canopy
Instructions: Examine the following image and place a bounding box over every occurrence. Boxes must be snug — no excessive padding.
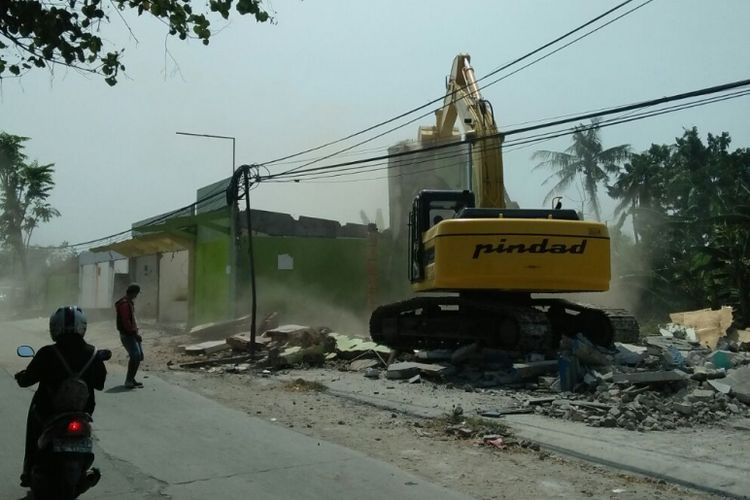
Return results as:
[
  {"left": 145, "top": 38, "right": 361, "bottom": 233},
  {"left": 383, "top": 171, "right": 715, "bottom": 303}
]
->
[
  {"left": 0, "top": 0, "right": 272, "bottom": 85},
  {"left": 0, "top": 132, "right": 60, "bottom": 280}
]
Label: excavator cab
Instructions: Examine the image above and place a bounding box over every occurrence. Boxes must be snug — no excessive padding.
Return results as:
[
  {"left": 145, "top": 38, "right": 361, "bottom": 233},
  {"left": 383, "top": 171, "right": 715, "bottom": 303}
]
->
[{"left": 409, "top": 190, "right": 475, "bottom": 282}]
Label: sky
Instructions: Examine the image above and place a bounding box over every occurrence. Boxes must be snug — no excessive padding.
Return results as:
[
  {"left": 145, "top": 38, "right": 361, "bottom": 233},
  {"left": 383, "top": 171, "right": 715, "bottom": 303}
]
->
[{"left": 1, "top": 0, "right": 749, "bottom": 247}]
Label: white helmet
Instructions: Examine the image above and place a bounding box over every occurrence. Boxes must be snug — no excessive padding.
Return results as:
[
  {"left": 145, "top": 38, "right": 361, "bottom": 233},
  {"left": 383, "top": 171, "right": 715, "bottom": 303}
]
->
[{"left": 49, "top": 306, "right": 88, "bottom": 341}]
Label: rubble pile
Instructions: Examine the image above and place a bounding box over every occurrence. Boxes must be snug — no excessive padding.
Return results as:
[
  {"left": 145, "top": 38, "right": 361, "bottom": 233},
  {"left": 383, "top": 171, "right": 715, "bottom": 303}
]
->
[
  {"left": 379, "top": 308, "right": 750, "bottom": 431},
  {"left": 177, "top": 321, "right": 391, "bottom": 374},
  {"left": 174, "top": 307, "right": 750, "bottom": 432}
]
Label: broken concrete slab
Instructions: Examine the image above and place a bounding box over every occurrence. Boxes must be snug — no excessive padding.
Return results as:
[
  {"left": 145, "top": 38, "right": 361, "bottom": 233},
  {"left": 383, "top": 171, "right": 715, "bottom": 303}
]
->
[
  {"left": 669, "top": 306, "right": 733, "bottom": 350},
  {"left": 644, "top": 336, "right": 697, "bottom": 352},
  {"left": 659, "top": 322, "right": 697, "bottom": 341},
  {"left": 525, "top": 397, "right": 556, "bottom": 406},
  {"left": 386, "top": 362, "right": 420, "bottom": 380},
  {"left": 189, "top": 314, "right": 253, "bottom": 340},
  {"left": 671, "top": 402, "right": 695, "bottom": 416},
  {"left": 612, "top": 369, "right": 688, "bottom": 385},
  {"left": 707, "top": 379, "right": 732, "bottom": 394},
  {"left": 263, "top": 324, "right": 326, "bottom": 347},
  {"left": 479, "top": 408, "right": 533, "bottom": 417},
  {"left": 225, "top": 333, "right": 269, "bottom": 351},
  {"left": 386, "top": 361, "right": 453, "bottom": 380},
  {"left": 349, "top": 358, "right": 380, "bottom": 371},
  {"left": 178, "top": 354, "right": 252, "bottom": 369},
  {"left": 688, "top": 389, "right": 715, "bottom": 402},
  {"left": 723, "top": 365, "right": 750, "bottom": 405},
  {"left": 614, "top": 343, "right": 646, "bottom": 365},
  {"left": 513, "top": 360, "right": 558, "bottom": 379},
  {"left": 329, "top": 333, "right": 390, "bottom": 359},
  {"left": 553, "top": 400, "right": 612, "bottom": 410},
  {"left": 184, "top": 340, "right": 231, "bottom": 356}
]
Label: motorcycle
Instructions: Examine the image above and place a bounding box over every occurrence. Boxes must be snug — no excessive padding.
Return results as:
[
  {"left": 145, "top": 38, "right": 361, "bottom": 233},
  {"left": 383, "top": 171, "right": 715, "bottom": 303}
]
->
[{"left": 17, "top": 345, "right": 110, "bottom": 500}]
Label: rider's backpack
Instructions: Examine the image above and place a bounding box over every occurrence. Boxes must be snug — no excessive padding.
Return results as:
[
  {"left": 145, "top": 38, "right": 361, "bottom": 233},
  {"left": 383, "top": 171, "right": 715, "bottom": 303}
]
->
[{"left": 51, "top": 347, "right": 97, "bottom": 412}]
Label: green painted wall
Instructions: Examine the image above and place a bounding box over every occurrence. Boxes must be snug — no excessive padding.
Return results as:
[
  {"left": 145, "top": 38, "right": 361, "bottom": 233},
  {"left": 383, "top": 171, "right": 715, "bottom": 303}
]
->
[
  {"left": 236, "top": 236, "right": 369, "bottom": 326},
  {"left": 193, "top": 224, "right": 231, "bottom": 325}
]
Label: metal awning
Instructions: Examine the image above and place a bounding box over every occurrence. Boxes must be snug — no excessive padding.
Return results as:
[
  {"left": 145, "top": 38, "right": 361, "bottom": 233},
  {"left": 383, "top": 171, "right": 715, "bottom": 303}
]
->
[{"left": 90, "top": 233, "right": 191, "bottom": 257}]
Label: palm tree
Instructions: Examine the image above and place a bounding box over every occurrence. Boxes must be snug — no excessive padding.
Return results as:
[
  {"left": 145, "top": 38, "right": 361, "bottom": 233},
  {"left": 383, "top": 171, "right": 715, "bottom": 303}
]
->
[
  {"left": 532, "top": 119, "right": 630, "bottom": 221},
  {"left": 607, "top": 145, "right": 670, "bottom": 244}
]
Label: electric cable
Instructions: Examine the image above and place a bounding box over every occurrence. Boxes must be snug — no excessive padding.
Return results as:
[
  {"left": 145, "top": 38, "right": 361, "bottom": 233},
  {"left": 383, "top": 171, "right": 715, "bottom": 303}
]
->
[
  {"left": 261, "top": 78, "right": 750, "bottom": 182},
  {"left": 265, "top": 87, "right": 750, "bottom": 184},
  {"left": 257, "top": 0, "right": 642, "bottom": 169},
  {"left": 65, "top": 188, "right": 227, "bottom": 249}
]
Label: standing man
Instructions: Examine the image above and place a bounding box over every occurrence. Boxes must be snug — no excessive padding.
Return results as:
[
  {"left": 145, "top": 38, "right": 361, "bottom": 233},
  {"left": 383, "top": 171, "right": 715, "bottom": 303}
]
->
[{"left": 115, "top": 283, "right": 144, "bottom": 388}]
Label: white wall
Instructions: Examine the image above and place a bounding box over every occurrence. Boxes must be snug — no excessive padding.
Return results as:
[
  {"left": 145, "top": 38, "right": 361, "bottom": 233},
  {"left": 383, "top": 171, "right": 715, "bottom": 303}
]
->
[
  {"left": 79, "top": 258, "right": 129, "bottom": 309},
  {"left": 158, "top": 250, "right": 189, "bottom": 324}
]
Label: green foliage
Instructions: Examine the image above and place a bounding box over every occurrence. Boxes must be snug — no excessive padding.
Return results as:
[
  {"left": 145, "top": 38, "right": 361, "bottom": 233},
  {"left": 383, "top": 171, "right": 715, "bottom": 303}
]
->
[
  {"left": 533, "top": 118, "right": 630, "bottom": 221},
  {"left": 0, "top": 0, "right": 273, "bottom": 85},
  {"left": 0, "top": 132, "right": 60, "bottom": 280},
  {"left": 608, "top": 128, "right": 750, "bottom": 327}
]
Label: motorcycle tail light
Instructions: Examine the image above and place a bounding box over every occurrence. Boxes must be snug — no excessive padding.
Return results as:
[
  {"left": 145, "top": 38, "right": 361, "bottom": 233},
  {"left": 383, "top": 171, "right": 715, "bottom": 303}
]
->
[{"left": 67, "top": 420, "right": 83, "bottom": 434}]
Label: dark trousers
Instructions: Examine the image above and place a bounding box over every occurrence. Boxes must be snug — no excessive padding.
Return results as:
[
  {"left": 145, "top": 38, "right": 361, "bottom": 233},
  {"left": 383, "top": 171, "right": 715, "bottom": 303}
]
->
[{"left": 23, "top": 404, "right": 43, "bottom": 478}]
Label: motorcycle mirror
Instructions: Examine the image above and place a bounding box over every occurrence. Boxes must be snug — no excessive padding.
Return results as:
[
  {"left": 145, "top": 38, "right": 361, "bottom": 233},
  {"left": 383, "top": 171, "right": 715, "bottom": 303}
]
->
[{"left": 17, "top": 345, "right": 35, "bottom": 357}]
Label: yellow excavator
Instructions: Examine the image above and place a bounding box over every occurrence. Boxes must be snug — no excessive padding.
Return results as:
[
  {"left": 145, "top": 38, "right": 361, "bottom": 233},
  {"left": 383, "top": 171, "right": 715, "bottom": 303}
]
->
[{"left": 370, "top": 54, "right": 638, "bottom": 354}]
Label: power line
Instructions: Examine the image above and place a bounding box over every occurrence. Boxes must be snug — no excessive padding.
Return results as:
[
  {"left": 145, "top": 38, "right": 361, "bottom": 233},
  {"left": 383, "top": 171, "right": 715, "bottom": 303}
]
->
[
  {"left": 258, "top": 0, "right": 642, "bottom": 169},
  {"left": 65, "top": 188, "right": 227, "bottom": 249},
  {"left": 265, "top": 86, "right": 750, "bottom": 184},
  {"left": 262, "top": 77, "right": 750, "bottom": 183},
  {"left": 69, "top": 79, "right": 749, "bottom": 249}
]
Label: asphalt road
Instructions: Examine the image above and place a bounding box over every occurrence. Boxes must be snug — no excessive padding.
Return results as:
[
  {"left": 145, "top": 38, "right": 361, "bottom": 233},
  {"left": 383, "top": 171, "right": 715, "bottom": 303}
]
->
[{"left": 0, "top": 319, "right": 472, "bottom": 500}]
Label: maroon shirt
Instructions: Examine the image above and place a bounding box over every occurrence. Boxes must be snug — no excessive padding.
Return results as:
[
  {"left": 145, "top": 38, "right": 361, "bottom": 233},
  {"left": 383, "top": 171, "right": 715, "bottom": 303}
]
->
[{"left": 115, "top": 296, "right": 138, "bottom": 336}]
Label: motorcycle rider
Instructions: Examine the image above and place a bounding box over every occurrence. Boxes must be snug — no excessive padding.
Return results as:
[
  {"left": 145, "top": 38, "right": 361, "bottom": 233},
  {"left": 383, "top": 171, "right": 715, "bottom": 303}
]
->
[{"left": 14, "top": 305, "right": 108, "bottom": 488}]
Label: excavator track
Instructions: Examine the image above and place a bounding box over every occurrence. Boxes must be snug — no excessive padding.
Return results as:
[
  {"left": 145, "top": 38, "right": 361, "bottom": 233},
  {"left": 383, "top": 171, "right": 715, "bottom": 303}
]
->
[{"left": 370, "top": 295, "right": 639, "bottom": 354}]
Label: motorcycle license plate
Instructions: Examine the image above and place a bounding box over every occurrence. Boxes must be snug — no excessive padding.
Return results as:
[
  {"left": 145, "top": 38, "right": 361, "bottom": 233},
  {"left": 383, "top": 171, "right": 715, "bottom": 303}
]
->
[{"left": 52, "top": 438, "right": 93, "bottom": 453}]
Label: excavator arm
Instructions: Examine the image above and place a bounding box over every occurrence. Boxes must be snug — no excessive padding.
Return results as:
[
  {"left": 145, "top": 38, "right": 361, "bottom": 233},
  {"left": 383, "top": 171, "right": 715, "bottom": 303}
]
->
[{"left": 432, "top": 54, "right": 506, "bottom": 209}]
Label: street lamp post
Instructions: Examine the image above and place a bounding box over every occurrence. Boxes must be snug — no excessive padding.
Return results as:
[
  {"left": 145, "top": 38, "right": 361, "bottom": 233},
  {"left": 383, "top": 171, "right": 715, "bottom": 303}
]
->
[
  {"left": 175, "top": 131, "right": 236, "bottom": 174},
  {"left": 176, "top": 131, "right": 239, "bottom": 320}
]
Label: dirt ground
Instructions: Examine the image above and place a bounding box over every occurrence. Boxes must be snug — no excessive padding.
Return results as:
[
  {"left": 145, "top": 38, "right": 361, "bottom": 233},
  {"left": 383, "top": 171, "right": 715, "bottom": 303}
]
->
[{"left": 91, "top": 321, "right": 718, "bottom": 500}]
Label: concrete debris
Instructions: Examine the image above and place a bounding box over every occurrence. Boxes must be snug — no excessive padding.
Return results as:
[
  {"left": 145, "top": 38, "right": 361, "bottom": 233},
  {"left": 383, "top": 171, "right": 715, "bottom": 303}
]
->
[
  {"left": 659, "top": 323, "right": 697, "bottom": 342},
  {"left": 614, "top": 343, "right": 647, "bottom": 365},
  {"left": 349, "top": 358, "right": 381, "bottom": 371},
  {"left": 328, "top": 332, "right": 391, "bottom": 359},
  {"left": 189, "top": 314, "right": 254, "bottom": 339},
  {"left": 513, "top": 361, "right": 558, "bottom": 379},
  {"left": 723, "top": 365, "right": 750, "bottom": 404},
  {"left": 612, "top": 369, "right": 688, "bottom": 385},
  {"left": 479, "top": 408, "right": 533, "bottom": 417},
  {"left": 386, "top": 362, "right": 420, "bottom": 380},
  {"left": 172, "top": 307, "right": 750, "bottom": 434},
  {"left": 386, "top": 361, "right": 452, "bottom": 380},
  {"left": 183, "top": 340, "right": 232, "bottom": 356}
]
